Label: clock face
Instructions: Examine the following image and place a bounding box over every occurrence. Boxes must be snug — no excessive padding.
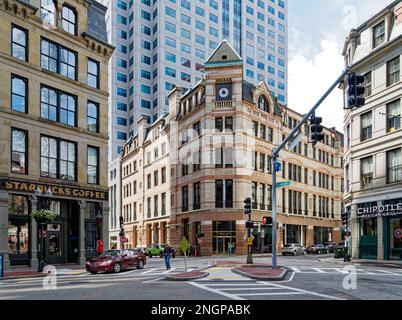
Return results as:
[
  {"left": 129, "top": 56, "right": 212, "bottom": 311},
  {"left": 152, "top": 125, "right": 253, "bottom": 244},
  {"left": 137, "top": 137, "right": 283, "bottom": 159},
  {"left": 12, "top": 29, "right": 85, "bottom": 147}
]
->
[{"left": 216, "top": 83, "right": 232, "bottom": 101}]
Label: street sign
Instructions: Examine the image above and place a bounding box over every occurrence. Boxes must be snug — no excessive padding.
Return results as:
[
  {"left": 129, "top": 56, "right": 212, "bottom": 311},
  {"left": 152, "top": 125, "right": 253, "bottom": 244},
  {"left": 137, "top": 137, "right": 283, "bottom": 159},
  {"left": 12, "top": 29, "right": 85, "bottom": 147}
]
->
[
  {"left": 179, "top": 236, "right": 190, "bottom": 254},
  {"left": 287, "top": 130, "right": 302, "bottom": 151},
  {"left": 247, "top": 237, "right": 253, "bottom": 245},
  {"left": 276, "top": 181, "right": 291, "bottom": 188},
  {"left": 120, "top": 236, "right": 128, "bottom": 243},
  {"left": 274, "top": 162, "right": 282, "bottom": 172}
]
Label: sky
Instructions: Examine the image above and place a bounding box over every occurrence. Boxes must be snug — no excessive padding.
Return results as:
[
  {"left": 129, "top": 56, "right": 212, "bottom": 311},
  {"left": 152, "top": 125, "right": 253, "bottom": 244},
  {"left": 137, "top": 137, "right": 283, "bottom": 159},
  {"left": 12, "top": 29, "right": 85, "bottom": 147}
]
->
[{"left": 288, "top": 0, "right": 395, "bottom": 131}]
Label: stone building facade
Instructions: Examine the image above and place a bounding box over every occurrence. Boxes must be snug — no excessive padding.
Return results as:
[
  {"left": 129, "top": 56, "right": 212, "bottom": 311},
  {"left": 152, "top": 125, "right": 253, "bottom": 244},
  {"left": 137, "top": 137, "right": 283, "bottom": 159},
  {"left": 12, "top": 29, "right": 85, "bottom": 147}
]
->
[
  {"left": 0, "top": 0, "right": 113, "bottom": 270},
  {"left": 120, "top": 41, "right": 343, "bottom": 255},
  {"left": 342, "top": 0, "right": 402, "bottom": 260}
]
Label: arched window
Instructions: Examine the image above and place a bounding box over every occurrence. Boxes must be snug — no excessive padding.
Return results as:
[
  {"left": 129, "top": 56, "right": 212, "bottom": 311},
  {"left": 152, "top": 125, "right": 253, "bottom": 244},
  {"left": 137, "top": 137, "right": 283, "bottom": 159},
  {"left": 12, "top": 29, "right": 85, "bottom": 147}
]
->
[
  {"left": 41, "top": 0, "right": 56, "bottom": 25},
  {"left": 258, "top": 95, "right": 270, "bottom": 113},
  {"left": 62, "top": 6, "right": 77, "bottom": 35}
]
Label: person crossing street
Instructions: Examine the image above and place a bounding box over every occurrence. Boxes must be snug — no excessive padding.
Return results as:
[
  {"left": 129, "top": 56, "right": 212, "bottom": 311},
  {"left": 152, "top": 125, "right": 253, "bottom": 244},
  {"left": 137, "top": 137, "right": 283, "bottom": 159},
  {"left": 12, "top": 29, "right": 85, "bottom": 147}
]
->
[{"left": 163, "top": 244, "right": 173, "bottom": 270}]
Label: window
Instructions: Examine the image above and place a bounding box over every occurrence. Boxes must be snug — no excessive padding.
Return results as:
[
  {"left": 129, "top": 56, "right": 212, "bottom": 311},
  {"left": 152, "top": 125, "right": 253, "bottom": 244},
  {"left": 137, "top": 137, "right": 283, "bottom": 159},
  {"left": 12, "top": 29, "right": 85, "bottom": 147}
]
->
[
  {"left": 258, "top": 96, "right": 269, "bottom": 112},
  {"left": 11, "top": 75, "right": 27, "bottom": 113},
  {"left": 87, "top": 146, "right": 99, "bottom": 184},
  {"left": 363, "top": 72, "right": 372, "bottom": 97},
  {"left": 387, "top": 148, "right": 401, "bottom": 184},
  {"left": 225, "top": 117, "right": 233, "bottom": 132},
  {"left": 41, "top": 136, "right": 76, "bottom": 180},
  {"left": 361, "top": 112, "right": 372, "bottom": 141},
  {"left": 225, "top": 180, "right": 233, "bottom": 208},
  {"left": 154, "top": 195, "right": 158, "bottom": 217},
  {"left": 62, "top": 6, "right": 76, "bottom": 35},
  {"left": 373, "top": 20, "right": 385, "bottom": 48},
  {"left": 11, "top": 128, "right": 27, "bottom": 174},
  {"left": 387, "top": 57, "right": 400, "bottom": 87},
  {"left": 41, "top": 39, "right": 77, "bottom": 80},
  {"left": 11, "top": 25, "right": 28, "bottom": 61},
  {"left": 87, "top": 101, "right": 99, "bottom": 133},
  {"left": 182, "top": 186, "right": 188, "bottom": 212},
  {"left": 193, "top": 182, "right": 201, "bottom": 210},
  {"left": 215, "top": 180, "right": 223, "bottom": 208},
  {"left": 361, "top": 157, "right": 373, "bottom": 189},
  {"left": 41, "top": 0, "right": 56, "bottom": 25},
  {"left": 162, "top": 167, "right": 166, "bottom": 183},
  {"left": 387, "top": 100, "right": 401, "bottom": 132},
  {"left": 41, "top": 86, "right": 76, "bottom": 127},
  {"left": 87, "top": 59, "right": 99, "bottom": 89}
]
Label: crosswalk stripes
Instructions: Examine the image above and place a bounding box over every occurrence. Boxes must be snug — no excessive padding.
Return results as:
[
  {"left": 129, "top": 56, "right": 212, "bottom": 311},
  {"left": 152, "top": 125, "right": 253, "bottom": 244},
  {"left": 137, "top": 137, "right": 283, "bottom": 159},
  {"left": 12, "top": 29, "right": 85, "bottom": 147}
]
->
[
  {"left": 286, "top": 267, "right": 402, "bottom": 276},
  {"left": 188, "top": 281, "right": 344, "bottom": 300}
]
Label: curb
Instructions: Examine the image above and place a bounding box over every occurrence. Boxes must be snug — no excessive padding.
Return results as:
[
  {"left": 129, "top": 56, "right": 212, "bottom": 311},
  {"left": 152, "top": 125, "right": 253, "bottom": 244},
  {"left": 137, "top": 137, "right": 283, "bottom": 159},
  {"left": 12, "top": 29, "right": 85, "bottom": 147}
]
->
[
  {"left": 232, "top": 267, "right": 288, "bottom": 281},
  {"left": 318, "top": 258, "right": 402, "bottom": 269},
  {"left": 165, "top": 272, "right": 209, "bottom": 281},
  {"left": 1, "top": 274, "right": 46, "bottom": 280}
]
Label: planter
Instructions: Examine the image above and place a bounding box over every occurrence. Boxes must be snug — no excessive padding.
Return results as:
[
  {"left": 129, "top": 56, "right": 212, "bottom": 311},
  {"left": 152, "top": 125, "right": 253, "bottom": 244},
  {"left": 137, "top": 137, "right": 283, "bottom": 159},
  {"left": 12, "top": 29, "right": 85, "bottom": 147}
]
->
[{"left": 32, "top": 210, "right": 57, "bottom": 223}]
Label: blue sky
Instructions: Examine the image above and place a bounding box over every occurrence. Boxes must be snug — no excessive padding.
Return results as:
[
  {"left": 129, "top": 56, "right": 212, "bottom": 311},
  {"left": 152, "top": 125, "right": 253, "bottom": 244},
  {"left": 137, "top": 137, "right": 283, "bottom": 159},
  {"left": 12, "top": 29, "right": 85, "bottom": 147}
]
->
[{"left": 288, "top": 0, "right": 395, "bottom": 130}]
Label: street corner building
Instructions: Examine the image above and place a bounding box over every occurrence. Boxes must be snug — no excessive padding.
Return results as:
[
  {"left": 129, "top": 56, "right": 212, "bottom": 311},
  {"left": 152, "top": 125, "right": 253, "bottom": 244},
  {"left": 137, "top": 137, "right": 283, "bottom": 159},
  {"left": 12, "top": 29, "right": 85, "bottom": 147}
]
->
[
  {"left": 0, "top": 0, "right": 114, "bottom": 270},
  {"left": 117, "top": 41, "right": 344, "bottom": 256},
  {"left": 342, "top": 0, "right": 402, "bottom": 261}
]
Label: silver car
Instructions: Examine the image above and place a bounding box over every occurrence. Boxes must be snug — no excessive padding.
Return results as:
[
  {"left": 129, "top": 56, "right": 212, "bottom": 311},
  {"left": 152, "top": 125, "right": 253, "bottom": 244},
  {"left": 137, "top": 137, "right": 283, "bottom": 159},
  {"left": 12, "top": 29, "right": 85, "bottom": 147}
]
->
[{"left": 282, "top": 243, "right": 306, "bottom": 256}]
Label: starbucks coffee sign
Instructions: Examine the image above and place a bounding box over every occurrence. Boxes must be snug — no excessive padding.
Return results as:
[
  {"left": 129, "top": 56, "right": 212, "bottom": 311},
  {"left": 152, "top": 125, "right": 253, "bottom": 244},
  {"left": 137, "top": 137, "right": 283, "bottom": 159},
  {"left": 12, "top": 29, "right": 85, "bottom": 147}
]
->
[
  {"left": 357, "top": 202, "right": 402, "bottom": 218},
  {"left": 0, "top": 179, "right": 108, "bottom": 201}
]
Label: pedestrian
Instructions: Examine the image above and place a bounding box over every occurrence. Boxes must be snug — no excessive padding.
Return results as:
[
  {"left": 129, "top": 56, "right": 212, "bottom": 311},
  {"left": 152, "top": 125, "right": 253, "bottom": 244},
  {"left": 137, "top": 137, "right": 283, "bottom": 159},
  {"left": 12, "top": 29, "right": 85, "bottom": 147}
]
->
[
  {"left": 228, "top": 242, "right": 232, "bottom": 256},
  {"left": 163, "top": 243, "right": 172, "bottom": 270}
]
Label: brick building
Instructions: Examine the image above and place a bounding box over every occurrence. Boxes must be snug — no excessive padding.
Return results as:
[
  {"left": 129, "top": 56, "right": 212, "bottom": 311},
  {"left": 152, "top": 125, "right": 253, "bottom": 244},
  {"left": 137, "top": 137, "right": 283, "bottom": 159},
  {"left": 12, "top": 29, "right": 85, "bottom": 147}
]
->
[
  {"left": 120, "top": 41, "right": 343, "bottom": 255},
  {"left": 0, "top": 0, "right": 113, "bottom": 270}
]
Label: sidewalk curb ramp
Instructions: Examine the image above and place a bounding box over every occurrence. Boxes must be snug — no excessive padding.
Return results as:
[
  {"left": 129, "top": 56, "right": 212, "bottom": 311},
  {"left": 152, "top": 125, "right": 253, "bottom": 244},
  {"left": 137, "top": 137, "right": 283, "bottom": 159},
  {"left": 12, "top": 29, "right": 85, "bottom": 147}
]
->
[
  {"left": 165, "top": 271, "right": 209, "bottom": 281},
  {"left": 232, "top": 267, "right": 288, "bottom": 281}
]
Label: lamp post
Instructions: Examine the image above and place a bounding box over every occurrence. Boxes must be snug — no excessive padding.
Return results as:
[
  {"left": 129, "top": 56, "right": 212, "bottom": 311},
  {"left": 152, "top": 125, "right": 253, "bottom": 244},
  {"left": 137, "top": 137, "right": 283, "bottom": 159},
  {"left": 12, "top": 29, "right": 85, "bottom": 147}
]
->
[{"left": 35, "top": 186, "right": 53, "bottom": 272}]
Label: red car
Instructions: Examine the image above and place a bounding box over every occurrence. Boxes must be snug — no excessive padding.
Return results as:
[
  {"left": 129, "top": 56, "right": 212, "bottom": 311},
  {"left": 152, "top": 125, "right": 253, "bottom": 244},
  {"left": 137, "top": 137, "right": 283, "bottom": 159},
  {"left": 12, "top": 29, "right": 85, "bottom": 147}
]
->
[{"left": 86, "top": 249, "right": 146, "bottom": 274}]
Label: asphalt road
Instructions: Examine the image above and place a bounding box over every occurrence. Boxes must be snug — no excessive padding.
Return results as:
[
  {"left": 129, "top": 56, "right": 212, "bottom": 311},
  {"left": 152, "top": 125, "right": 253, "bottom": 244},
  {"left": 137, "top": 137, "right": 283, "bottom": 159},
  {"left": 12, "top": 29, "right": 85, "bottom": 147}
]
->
[{"left": 1, "top": 255, "right": 401, "bottom": 300}]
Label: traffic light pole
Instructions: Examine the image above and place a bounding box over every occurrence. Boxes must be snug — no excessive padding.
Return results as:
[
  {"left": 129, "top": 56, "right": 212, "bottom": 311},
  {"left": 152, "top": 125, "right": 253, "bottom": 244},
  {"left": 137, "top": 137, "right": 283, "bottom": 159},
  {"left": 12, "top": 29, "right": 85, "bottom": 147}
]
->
[
  {"left": 247, "top": 213, "right": 253, "bottom": 264},
  {"left": 270, "top": 68, "right": 350, "bottom": 269}
]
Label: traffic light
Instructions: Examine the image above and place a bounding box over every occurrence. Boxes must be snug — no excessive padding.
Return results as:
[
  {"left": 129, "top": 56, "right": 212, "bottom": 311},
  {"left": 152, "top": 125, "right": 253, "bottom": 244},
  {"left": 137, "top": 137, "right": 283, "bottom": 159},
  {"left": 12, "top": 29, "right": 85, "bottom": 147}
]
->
[
  {"left": 347, "top": 73, "right": 365, "bottom": 109},
  {"left": 262, "top": 216, "right": 273, "bottom": 226},
  {"left": 310, "top": 113, "right": 324, "bottom": 146},
  {"left": 119, "top": 216, "right": 124, "bottom": 237},
  {"left": 341, "top": 212, "right": 348, "bottom": 226},
  {"left": 244, "top": 197, "right": 252, "bottom": 215}
]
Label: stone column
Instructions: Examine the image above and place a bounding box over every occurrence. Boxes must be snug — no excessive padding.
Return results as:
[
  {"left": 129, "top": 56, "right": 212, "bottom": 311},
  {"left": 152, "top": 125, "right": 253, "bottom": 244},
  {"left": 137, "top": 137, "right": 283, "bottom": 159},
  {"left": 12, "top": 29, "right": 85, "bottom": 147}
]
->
[
  {"left": 306, "top": 225, "right": 314, "bottom": 247},
  {"left": 0, "top": 191, "right": 10, "bottom": 270},
  {"left": 351, "top": 205, "right": 360, "bottom": 259},
  {"left": 377, "top": 216, "right": 384, "bottom": 260},
  {"left": 78, "top": 200, "right": 86, "bottom": 267},
  {"left": 102, "top": 204, "right": 110, "bottom": 251},
  {"left": 29, "top": 197, "right": 38, "bottom": 270}
]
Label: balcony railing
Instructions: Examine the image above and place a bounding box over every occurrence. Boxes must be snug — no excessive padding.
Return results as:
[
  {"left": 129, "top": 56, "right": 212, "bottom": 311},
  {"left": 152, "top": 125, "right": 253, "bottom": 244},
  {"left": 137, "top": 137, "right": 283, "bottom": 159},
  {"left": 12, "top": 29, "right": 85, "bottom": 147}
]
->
[
  {"left": 215, "top": 100, "right": 233, "bottom": 109},
  {"left": 361, "top": 173, "right": 373, "bottom": 188}
]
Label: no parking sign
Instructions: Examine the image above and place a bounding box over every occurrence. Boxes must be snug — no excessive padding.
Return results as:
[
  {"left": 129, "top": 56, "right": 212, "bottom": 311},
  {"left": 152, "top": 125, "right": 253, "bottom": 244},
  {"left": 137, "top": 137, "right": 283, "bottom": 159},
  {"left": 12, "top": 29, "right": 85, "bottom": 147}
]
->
[{"left": 395, "top": 228, "right": 402, "bottom": 239}]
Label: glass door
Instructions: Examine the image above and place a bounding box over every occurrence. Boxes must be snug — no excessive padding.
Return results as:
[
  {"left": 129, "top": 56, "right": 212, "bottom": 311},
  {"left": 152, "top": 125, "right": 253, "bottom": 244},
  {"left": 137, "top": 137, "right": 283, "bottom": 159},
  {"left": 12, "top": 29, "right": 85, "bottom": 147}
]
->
[
  {"left": 390, "top": 218, "right": 402, "bottom": 260},
  {"left": 46, "top": 224, "right": 63, "bottom": 264}
]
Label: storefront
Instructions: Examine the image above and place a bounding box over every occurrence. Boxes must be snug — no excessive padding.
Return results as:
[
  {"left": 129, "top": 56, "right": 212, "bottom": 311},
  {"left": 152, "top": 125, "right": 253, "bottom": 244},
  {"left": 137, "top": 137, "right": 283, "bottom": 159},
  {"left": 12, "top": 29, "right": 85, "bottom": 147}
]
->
[
  {"left": 282, "top": 224, "right": 306, "bottom": 246},
  {"left": 0, "top": 179, "right": 109, "bottom": 269},
  {"left": 313, "top": 227, "right": 332, "bottom": 244},
  {"left": 212, "top": 221, "right": 236, "bottom": 255},
  {"left": 356, "top": 199, "right": 402, "bottom": 260}
]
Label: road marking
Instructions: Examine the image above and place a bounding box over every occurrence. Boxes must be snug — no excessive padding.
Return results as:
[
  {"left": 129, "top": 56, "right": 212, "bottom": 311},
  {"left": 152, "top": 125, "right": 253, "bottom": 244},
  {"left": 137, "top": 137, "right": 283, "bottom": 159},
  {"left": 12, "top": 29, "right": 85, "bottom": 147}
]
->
[
  {"left": 188, "top": 281, "right": 246, "bottom": 300},
  {"left": 142, "top": 277, "right": 165, "bottom": 283},
  {"left": 162, "top": 268, "right": 176, "bottom": 274},
  {"left": 375, "top": 270, "right": 398, "bottom": 275},
  {"left": 257, "top": 281, "right": 345, "bottom": 300},
  {"left": 312, "top": 268, "right": 326, "bottom": 273},
  {"left": 238, "top": 292, "right": 304, "bottom": 296},
  {"left": 0, "top": 283, "right": 112, "bottom": 294},
  {"left": 290, "top": 267, "right": 301, "bottom": 273},
  {"left": 141, "top": 268, "right": 158, "bottom": 274},
  {"left": 207, "top": 283, "right": 269, "bottom": 287},
  {"left": 221, "top": 287, "right": 288, "bottom": 291}
]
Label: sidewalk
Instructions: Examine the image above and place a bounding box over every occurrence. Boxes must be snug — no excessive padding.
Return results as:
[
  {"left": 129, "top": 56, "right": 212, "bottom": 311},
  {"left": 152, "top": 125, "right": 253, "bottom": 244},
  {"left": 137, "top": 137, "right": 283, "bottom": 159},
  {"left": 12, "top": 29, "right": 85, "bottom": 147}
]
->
[
  {"left": 318, "top": 257, "right": 402, "bottom": 269},
  {"left": 1, "top": 264, "right": 87, "bottom": 280}
]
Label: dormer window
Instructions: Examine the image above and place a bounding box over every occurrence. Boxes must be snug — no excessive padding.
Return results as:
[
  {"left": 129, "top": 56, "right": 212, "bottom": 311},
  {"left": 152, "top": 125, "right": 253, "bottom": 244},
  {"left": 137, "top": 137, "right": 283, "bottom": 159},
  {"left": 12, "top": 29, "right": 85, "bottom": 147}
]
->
[
  {"left": 62, "top": 5, "right": 77, "bottom": 35},
  {"left": 41, "top": 0, "right": 56, "bottom": 26},
  {"left": 373, "top": 20, "right": 385, "bottom": 48},
  {"left": 258, "top": 95, "right": 269, "bottom": 113}
]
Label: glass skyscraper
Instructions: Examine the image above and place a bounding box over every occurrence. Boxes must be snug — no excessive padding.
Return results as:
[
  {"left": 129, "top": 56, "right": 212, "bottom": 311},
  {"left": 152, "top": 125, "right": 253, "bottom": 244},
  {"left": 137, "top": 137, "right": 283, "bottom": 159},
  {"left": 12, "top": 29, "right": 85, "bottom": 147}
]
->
[{"left": 102, "top": 0, "right": 288, "bottom": 161}]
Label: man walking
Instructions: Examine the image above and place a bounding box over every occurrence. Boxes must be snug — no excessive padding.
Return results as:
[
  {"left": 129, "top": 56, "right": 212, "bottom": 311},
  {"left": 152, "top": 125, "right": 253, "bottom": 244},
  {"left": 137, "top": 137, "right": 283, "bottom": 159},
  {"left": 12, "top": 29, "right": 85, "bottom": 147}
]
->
[
  {"left": 163, "top": 244, "right": 172, "bottom": 270},
  {"left": 228, "top": 242, "right": 233, "bottom": 256}
]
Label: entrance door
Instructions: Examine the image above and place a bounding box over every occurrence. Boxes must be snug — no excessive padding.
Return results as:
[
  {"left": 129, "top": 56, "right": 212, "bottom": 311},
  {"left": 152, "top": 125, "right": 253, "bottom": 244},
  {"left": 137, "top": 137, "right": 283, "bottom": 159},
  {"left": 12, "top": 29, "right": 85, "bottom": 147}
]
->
[
  {"left": 213, "top": 236, "right": 231, "bottom": 255},
  {"left": 389, "top": 217, "right": 402, "bottom": 260},
  {"left": 46, "top": 224, "right": 63, "bottom": 264}
]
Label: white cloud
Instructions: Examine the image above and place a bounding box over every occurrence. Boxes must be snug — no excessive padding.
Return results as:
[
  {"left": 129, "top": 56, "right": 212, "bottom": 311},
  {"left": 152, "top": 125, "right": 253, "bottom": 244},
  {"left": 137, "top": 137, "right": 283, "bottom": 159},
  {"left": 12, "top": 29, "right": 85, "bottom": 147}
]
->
[{"left": 288, "top": 35, "right": 345, "bottom": 131}]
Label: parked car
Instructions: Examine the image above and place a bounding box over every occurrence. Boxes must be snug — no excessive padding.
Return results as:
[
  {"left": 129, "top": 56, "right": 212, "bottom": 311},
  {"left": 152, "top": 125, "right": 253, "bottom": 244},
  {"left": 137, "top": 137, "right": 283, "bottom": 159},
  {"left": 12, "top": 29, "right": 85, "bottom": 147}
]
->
[
  {"left": 324, "top": 242, "right": 338, "bottom": 253},
  {"left": 306, "top": 244, "right": 326, "bottom": 254},
  {"left": 136, "top": 247, "right": 147, "bottom": 254},
  {"left": 86, "top": 249, "right": 146, "bottom": 274},
  {"left": 145, "top": 244, "right": 165, "bottom": 258},
  {"left": 282, "top": 243, "right": 305, "bottom": 256}
]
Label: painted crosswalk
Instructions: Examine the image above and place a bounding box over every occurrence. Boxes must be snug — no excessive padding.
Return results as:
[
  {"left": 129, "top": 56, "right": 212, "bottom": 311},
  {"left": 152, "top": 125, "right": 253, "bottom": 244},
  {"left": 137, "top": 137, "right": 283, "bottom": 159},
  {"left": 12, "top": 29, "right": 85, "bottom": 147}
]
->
[
  {"left": 188, "top": 281, "right": 345, "bottom": 300},
  {"left": 288, "top": 267, "right": 402, "bottom": 276}
]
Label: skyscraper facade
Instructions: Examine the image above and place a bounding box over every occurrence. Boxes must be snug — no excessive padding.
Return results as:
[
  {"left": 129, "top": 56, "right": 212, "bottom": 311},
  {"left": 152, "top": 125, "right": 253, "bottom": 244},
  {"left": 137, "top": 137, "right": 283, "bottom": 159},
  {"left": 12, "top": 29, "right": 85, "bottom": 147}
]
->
[{"left": 102, "top": 0, "right": 288, "bottom": 162}]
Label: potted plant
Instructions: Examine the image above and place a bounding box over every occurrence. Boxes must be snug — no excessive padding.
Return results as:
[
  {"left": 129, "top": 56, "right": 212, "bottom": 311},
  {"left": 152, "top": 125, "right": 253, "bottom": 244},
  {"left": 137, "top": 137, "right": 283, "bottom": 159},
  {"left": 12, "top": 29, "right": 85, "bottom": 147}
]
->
[{"left": 32, "top": 209, "right": 58, "bottom": 223}]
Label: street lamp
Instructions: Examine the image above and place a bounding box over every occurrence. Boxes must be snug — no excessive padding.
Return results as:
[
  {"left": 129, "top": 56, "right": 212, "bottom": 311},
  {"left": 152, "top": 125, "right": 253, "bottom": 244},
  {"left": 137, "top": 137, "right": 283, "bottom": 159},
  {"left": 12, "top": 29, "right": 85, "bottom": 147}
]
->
[{"left": 35, "top": 186, "right": 53, "bottom": 272}]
